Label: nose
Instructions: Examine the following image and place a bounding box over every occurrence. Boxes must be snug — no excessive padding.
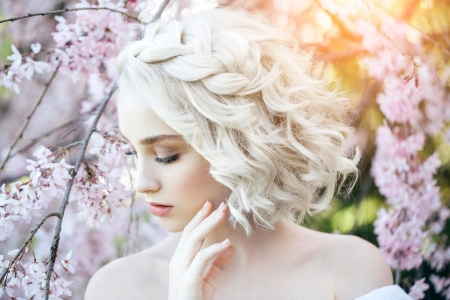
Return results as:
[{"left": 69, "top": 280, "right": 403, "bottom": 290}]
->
[{"left": 133, "top": 162, "right": 160, "bottom": 194}]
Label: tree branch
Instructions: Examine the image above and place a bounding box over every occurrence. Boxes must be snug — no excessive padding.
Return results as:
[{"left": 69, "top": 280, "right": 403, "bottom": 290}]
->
[
  {"left": 0, "top": 7, "right": 139, "bottom": 24},
  {"left": 0, "top": 63, "right": 61, "bottom": 171},
  {"left": 0, "top": 212, "right": 61, "bottom": 285},
  {"left": 372, "top": 2, "right": 450, "bottom": 57},
  {"left": 400, "top": 0, "right": 420, "bottom": 21},
  {"left": 316, "top": 45, "right": 367, "bottom": 62},
  {"left": 125, "top": 163, "right": 136, "bottom": 256},
  {"left": 395, "top": 208, "right": 408, "bottom": 285},
  {"left": 146, "top": 0, "right": 171, "bottom": 24},
  {"left": 43, "top": 83, "right": 117, "bottom": 299},
  {"left": 40, "top": 0, "right": 171, "bottom": 296},
  {"left": 318, "top": 3, "right": 362, "bottom": 43},
  {"left": 60, "top": 141, "right": 83, "bottom": 154},
  {"left": 8, "top": 117, "right": 80, "bottom": 160}
]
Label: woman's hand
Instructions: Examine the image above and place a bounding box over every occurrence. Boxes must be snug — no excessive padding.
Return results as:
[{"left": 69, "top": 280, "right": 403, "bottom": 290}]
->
[{"left": 168, "top": 201, "right": 235, "bottom": 300}]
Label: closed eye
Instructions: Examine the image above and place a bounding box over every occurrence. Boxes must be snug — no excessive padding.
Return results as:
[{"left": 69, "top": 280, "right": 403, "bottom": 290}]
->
[
  {"left": 125, "top": 150, "right": 137, "bottom": 156},
  {"left": 155, "top": 154, "right": 179, "bottom": 165}
]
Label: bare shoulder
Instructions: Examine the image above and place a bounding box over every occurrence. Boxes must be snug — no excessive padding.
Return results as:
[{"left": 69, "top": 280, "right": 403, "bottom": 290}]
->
[
  {"left": 84, "top": 233, "right": 179, "bottom": 300},
  {"left": 320, "top": 232, "right": 394, "bottom": 300}
]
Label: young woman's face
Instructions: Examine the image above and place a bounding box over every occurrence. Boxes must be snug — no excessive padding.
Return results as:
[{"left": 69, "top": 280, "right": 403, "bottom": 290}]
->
[{"left": 117, "top": 94, "right": 230, "bottom": 232}]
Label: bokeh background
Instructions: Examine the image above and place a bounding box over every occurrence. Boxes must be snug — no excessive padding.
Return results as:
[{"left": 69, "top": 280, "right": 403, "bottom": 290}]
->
[{"left": 0, "top": 0, "right": 449, "bottom": 299}]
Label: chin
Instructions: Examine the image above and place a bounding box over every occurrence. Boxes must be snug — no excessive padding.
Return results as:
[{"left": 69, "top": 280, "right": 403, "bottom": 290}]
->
[{"left": 157, "top": 218, "right": 187, "bottom": 233}]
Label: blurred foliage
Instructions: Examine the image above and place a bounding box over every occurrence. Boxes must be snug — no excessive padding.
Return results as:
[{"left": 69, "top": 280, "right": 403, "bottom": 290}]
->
[
  {"left": 1, "top": 0, "right": 449, "bottom": 298},
  {"left": 229, "top": 0, "right": 450, "bottom": 298}
]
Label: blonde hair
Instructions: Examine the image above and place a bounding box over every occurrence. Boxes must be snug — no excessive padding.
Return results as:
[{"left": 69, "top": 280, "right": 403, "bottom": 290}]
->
[{"left": 116, "top": 9, "right": 360, "bottom": 236}]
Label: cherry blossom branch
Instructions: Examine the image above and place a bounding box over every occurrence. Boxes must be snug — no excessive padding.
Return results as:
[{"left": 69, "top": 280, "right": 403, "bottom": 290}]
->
[
  {"left": 317, "top": 45, "right": 367, "bottom": 62},
  {"left": 9, "top": 103, "right": 99, "bottom": 160},
  {"left": 0, "top": 63, "right": 60, "bottom": 171},
  {"left": 43, "top": 83, "right": 117, "bottom": 299},
  {"left": 0, "top": 7, "right": 139, "bottom": 24},
  {"left": 409, "top": 25, "right": 450, "bottom": 57},
  {"left": 61, "top": 141, "right": 83, "bottom": 154},
  {"left": 9, "top": 117, "right": 80, "bottom": 160},
  {"left": 146, "top": 0, "right": 171, "bottom": 24},
  {"left": 372, "top": 2, "right": 450, "bottom": 57},
  {"left": 0, "top": 212, "right": 61, "bottom": 285},
  {"left": 318, "top": 4, "right": 362, "bottom": 43},
  {"left": 400, "top": 0, "right": 420, "bottom": 20},
  {"left": 125, "top": 163, "right": 136, "bottom": 255},
  {"left": 395, "top": 208, "right": 408, "bottom": 285}
]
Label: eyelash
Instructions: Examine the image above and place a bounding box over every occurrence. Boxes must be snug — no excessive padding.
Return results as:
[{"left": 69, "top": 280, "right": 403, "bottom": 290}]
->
[
  {"left": 124, "top": 151, "right": 179, "bottom": 165},
  {"left": 156, "top": 154, "right": 179, "bottom": 165}
]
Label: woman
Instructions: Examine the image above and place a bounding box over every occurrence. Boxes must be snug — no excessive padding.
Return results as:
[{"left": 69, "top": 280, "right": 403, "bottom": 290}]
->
[{"left": 85, "top": 9, "right": 413, "bottom": 300}]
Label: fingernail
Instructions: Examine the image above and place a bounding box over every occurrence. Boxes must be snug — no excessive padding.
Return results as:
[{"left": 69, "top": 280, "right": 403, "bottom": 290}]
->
[
  {"left": 201, "top": 201, "right": 209, "bottom": 210},
  {"left": 212, "top": 202, "right": 226, "bottom": 217},
  {"left": 221, "top": 238, "right": 230, "bottom": 245}
]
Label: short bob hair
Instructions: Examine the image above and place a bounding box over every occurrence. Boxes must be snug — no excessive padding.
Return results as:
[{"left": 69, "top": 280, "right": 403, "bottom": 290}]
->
[{"left": 116, "top": 8, "right": 360, "bottom": 236}]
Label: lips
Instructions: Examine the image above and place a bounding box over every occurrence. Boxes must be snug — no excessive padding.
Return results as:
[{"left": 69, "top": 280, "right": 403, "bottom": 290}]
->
[
  {"left": 149, "top": 201, "right": 171, "bottom": 206},
  {"left": 149, "top": 202, "right": 173, "bottom": 217}
]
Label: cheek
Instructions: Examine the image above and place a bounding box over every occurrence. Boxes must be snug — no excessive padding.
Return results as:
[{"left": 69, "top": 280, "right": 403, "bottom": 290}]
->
[
  {"left": 175, "top": 157, "right": 212, "bottom": 197},
  {"left": 165, "top": 154, "right": 229, "bottom": 205},
  {"left": 179, "top": 164, "right": 212, "bottom": 194}
]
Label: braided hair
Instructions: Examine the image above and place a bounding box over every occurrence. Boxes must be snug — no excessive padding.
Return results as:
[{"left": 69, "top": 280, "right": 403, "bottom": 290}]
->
[{"left": 116, "top": 9, "right": 360, "bottom": 236}]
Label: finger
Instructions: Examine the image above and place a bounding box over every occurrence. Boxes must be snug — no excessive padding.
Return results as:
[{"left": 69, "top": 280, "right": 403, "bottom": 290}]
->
[
  {"left": 183, "top": 202, "right": 228, "bottom": 251},
  {"left": 186, "top": 239, "right": 232, "bottom": 283},
  {"left": 176, "top": 204, "right": 229, "bottom": 271},
  {"left": 203, "top": 245, "right": 235, "bottom": 293},
  {"left": 179, "top": 200, "right": 212, "bottom": 244}
]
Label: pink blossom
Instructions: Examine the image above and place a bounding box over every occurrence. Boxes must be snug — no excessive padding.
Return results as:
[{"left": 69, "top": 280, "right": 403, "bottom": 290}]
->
[
  {"left": 7, "top": 44, "right": 22, "bottom": 68},
  {"left": 430, "top": 275, "right": 450, "bottom": 294},
  {"left": 31, "top": 43, "right": 41, "bottom": 54},
  {"left": 1, "top": 69, "right": 22, "bottom": 93},
  {"left": 408, "top": 278, "right": 429, "bottom": 300},
  {"left": 20, "top": 57, "right": 50, "bottom": 80},
  {"left": 59, "top": 251, "right": 77, "bottom": 274},
  {"left": 376, "top": 79, "right": 423, "bottom": 125},
  {"left": 51, "top": 0, "right": 139, "bottom": 82}
]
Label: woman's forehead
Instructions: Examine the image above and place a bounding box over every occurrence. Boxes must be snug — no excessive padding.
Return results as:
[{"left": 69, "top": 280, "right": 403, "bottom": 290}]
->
[{"left": 118, "top": 98, "right": 178, "bottom": 141}]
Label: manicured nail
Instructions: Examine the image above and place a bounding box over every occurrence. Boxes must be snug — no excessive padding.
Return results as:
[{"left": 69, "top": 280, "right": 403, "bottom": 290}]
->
[
  {"left": 212, "top": 203, "right": 223, "bottom": 217},
  {"left": 221, "top": 238, "right": 230, "bottom": 245},
  {"left": 218, "top": 202, "right": 225, "bottom": 211},
  {"left": 201, "top": 201, "right": 209, "bottom": 210}
]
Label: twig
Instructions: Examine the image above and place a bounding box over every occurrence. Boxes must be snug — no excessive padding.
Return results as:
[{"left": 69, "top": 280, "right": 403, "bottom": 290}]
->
[
  {"left": 318, "top": 3, "right": 362, "bottom": 43},
  {"left": 317, "top": 45, "right": 367, "bottom": 62},
  {"left": 0, "top": 212, "right": 61, "bottom": 285},
  {"left": 409, "top": 25, "right": 450, "bottom": 57},
  {"left": 41, "top": 0, "right": 171, "bottom": 296},
  {"left": 147, "top": 0, "right": 171, "bottom": 24},
  {"left": 371, "top": 2, "right": 450, "bottom": 58},
  {"left": 0, "top": 7, "right": 139, "bottom": 24},
  {"left": 55, "top": 116, "right": 92, "bottom": 146},
  {"left": 400, "top": 0, "right": 420, "bottom": 21},
  {"left": 0, "top": 63, "right": 60, "bottom": 171},
  {"left": 7, "top": 100, "right": 100, "bottom": 160},
  {"left": 395, "top": 208, "right": 408, "bottom": 285},
  {"left": 43, "top": 83, "right": 117, "bottom": 299},
  {"left": 125, "top": 163, "right": 136, "bottom": 256},
  {"left": 395, "top": 140, "right": 410, "bottom": 285},
  {"left": 9, "top": 118, "right": 80, "bottom": 159},
  {"left": 61, "top": 141, "right": 83, "bottom": 154}
]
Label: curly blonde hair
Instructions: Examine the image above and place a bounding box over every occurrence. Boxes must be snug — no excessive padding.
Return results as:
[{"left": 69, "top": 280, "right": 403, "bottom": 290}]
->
[{"left": 116, "top": 8, "right": 360, "bottom": 236}]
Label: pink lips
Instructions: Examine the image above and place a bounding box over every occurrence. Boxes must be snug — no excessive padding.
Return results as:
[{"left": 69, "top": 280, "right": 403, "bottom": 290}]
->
[{"left": 149, "top": 203, "right": 173, "bottom": 217}]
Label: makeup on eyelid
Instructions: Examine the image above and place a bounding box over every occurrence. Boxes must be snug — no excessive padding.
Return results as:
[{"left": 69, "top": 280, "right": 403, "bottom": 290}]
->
[{"left": 118, "top": 97, "right": 231, "bottom": 231}]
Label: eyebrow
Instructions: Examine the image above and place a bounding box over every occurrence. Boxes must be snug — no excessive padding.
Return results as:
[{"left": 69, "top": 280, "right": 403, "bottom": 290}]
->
[
  {"left": 118, "top": 128, "right": 183, "bottom": 145},
  {"left": 139, "top": 134, "right": 183, "bottom": 145}
]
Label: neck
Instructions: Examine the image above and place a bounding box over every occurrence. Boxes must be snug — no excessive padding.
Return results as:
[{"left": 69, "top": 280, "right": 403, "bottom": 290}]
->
[{"left": 201, "top": 217, "right": 303, "bottom": 268}]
